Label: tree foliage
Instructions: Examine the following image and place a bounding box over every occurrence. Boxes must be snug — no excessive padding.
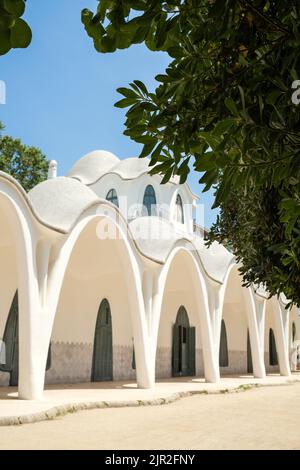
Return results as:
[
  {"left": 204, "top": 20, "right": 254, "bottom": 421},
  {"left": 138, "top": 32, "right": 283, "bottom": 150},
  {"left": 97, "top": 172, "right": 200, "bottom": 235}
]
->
[
  {"left": 82, "top": 0, "right": 300, "bottom": 306},
  {"left": 0, "top": 0, "right": 31, "bottom": 55},
  {"left": 0, "top": 123, "right": 48, "bottom": 191}
]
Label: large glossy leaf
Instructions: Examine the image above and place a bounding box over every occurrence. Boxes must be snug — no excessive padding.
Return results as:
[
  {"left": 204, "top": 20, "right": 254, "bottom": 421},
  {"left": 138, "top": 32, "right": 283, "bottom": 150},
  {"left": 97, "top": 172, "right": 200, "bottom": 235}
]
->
[{"left": 10, "top": 18, "right": 32, "bottom": 48}]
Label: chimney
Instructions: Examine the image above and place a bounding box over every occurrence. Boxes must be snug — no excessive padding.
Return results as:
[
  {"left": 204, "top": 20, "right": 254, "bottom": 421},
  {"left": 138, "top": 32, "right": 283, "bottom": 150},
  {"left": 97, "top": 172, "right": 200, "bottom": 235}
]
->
[{"left": 48, "top": 160, "right": 58, "bottom": 179}]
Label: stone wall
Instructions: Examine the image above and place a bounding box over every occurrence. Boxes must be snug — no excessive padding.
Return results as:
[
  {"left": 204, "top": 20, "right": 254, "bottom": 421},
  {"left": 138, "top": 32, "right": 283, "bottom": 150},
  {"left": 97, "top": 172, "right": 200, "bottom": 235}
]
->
[
  {"left": 155, "top": 347, "right": 204, "bottom": 379},
  {"left": 155, "top": 347, "right": 172, "bottom": 378},
  {"left": 45, "top": 341, "right": 93, "bottom": 384},
  {"left": 196, "top": 349, "right": 204, "bottom": 377},
  {"left": 220, "top": 350, "right": 247, "bottom": 376},
  {"left": 113, "top": 344, "right": 136, "bottom": 381},
  {"left": 45, "top": 341, "right": 136, "bottom": 384}
]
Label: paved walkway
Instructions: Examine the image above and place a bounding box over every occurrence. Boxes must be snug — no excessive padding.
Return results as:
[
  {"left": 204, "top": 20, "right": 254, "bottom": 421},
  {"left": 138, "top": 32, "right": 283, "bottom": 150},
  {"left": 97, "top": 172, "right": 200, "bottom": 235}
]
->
[{"left": 0, "top": 373, "right": 299, "bottom": 425}]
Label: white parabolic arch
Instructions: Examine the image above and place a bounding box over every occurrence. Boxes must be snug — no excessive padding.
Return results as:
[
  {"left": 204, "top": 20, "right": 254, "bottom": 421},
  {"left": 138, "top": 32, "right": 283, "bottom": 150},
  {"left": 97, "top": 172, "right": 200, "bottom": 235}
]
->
[
  {"left": 152, "top": 245, "right": 220, "bottom": 383},
  {"left": 46, "top": 204, "right": 152, "bottom": 389},
  {"left": 0, "top": 177, "right": 44, "bottom": 399},
  {"left": 217, "top": 263, "right": 266, "bottom": 378}
]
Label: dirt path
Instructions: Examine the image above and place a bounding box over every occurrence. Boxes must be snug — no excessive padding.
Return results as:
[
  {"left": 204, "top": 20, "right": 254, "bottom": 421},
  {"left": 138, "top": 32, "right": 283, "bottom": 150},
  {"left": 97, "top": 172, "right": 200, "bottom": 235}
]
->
[{"left": 0, "top": 383, "right": 299, "bottom": 449}]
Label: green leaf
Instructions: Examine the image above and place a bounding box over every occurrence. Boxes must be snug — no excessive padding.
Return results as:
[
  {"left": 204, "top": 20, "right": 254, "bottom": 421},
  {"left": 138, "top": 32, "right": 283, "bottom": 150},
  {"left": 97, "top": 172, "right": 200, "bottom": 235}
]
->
[
  {"left": 224, "top": 97, "right": 239, "bottom": 116},
  {"left": 139, "top": 141, "right": 157, "bottom": 159},
  {"left": 213, "top": 119, "right": 236, "bottom": 136},
  {"left": 117, "top": 87, "right": 138, "bottom": 99},
  {"left": 195, "top": 153, "right": 217, "bottom": 172},
  {"left": 199, "top": 132, "right": 220, "bottom": 151},
  {"left": 161, "top": 166, "right": 173, "bottom": 184},
  {"left": 115, "top": 97, "right": 137, "bottom": 108},
  {"left": 0, "top": 29, "right": 11, "bottom": 55},
  {"left": 3, "top": 0, "right": 25, "bottom": 17},
  {"left": 133, "top": 80, "right": 148, "bottom": 95},
  {"left": 266, "top": 90, "right": 283, "bottom": 105},
  {"left": 238, "top": 86, "right": 246, "bottom": 114},
  {"left": 150, "top": 142, "right": 164, "bottom": 165},
  {"left": 199, "top": 169, "right": 219, "bottom": 191},
  {"left": 10, "top": 18, "right": 32, "bottom": 48}
]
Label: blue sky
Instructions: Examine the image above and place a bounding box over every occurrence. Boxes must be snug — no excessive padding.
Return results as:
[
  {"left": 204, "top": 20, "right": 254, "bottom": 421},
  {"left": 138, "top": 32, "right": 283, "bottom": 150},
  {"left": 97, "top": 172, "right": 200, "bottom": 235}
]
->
[{"left": 0, "top": 0, "right": 218, "bottom": 227}]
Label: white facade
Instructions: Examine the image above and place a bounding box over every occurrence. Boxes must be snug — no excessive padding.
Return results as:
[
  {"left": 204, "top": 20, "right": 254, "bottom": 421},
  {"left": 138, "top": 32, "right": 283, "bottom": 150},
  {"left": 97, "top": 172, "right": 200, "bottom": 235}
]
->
[{"left": 0, "top": 150, "right": 298, "bottom": 400}]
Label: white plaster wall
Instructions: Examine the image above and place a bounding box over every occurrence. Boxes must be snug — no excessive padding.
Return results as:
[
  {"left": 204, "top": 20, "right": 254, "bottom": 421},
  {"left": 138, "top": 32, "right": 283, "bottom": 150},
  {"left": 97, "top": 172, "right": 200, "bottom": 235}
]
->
[
  {"left": 0, "top": 239, "right": 18, "bottom": 386},
  {"left": 0, "top": 245, "right": 18, "bottom": 337},
  {"left": 45, "top": 222, "right": 137, "bottom": 384},
  {"left": 220, "top": 270, "right": 249, "bottom": 375},
  {"left": 156, "top": 254, "right": 203, "bottom": 378},
  {"left": 221, "top": 303, "right": 248, "bottom": 375},
  {"left": 90, "top": 173, "right": 195, "bottom": 234},
  {"left": 289, "top": 306, "right": 300, "bottom": 371}
]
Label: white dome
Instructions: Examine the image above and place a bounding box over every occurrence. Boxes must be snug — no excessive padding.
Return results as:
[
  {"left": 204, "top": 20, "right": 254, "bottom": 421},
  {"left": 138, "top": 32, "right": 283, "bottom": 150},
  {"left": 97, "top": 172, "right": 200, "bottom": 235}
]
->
[
  {"left": 111, "top": 157, "right": 152, "bottom": 179},
  {"left": 67, "top": 150, "right": 120, "bottom": 185},
  {"left": 111, "top": 157, "right": 179, "bottom": 183},
  {"left": 28, "top": 177, "right": 100, "bottom": 232}
]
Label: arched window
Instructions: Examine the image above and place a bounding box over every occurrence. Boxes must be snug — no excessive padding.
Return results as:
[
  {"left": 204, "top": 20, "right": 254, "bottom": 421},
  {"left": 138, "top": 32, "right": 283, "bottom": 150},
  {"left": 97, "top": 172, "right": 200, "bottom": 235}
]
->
[
  {"left": 143, "top": 185, "right": 157, "bottom": 216},
  {"left": 219, "top": 320, "right": 229, "bottom": 367},
  {"left": 175, "top": 194, "right": 184, "bottom": 224},
  {"left": 106, "top": 188, "right": 119, "bottom": 207},
  {"left": 269, "top": 328, "right": 278, "bottom": 366}
]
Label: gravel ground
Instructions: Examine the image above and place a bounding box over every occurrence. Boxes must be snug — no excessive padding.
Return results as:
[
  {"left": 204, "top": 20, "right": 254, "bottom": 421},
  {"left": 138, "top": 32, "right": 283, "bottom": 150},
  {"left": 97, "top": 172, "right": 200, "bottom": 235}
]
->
[{"left": 0, "top": 383, "right": 299, "bottom": 450}]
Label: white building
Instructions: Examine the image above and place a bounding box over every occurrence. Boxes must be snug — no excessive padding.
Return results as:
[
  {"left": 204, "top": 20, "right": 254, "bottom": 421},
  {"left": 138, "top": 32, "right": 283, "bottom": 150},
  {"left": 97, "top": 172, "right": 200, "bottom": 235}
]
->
[{"left": 0, "top": 150, "right": 298, "bottom": 400}]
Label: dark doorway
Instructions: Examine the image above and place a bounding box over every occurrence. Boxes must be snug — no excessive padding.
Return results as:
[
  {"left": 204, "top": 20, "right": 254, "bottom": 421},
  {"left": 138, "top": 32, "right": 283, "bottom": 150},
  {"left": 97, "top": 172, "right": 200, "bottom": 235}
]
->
[
  {"left": 92, "top": 299, "right": 113, "bottom": 381},
  {"left": 172, "top": 306, "right": 195, "bottom": 377},
  {"left": 269, "top": 328, "right": 278, "bottom": 366},
  {"left": 247, "top": 329, "right": 253, "bottom": 373},
  {"left": 0, "top": 291, "right": 51, "bottom": 386},
  {"left": 219, "top": 319, "right": 229, "bottom": 367}
]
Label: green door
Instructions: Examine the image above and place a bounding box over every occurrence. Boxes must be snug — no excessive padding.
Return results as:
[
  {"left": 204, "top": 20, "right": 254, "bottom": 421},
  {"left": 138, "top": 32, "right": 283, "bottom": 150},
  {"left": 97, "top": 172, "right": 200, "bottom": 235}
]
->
[
  {"left": 0, "top": 292, "right": 19, "bottom": 386},
  {"left": 247, "top": 329, "right": 253, "bottom": 373},
  {"left": 219, "top": 319, "right": 229, "bottom": 367},
  {"left": 269, "top": 328, "right": 278, "bottom": 366},
  {"left": 172, "top": 306, "right": 195, "bottom": 377},
  {"left": 92, "top": 299, "right": 113, "bottom": 382},
  {"left": 0, "top": 291, "right": 51, "bottom": 386}
]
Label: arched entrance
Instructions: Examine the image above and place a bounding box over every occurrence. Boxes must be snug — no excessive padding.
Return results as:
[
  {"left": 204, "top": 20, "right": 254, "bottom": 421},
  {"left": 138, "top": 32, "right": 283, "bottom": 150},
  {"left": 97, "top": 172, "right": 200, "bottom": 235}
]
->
[
  {"left": 0, "top": 292, "right": 18, "bottom": 386},
  {"left": 47, "top": 218, "right": 144, "bottom": 386},
  {"left": 269, "top": 328, "right": 278, "bottom": 366},
  {"left": 247, "top": 329, "right": 253, "bottom": 374},
  {"left": 219, "top": 267, "right": 251, "bottom": 375},
  {"left": 92, "top": 299, "right": 113, "bottom": 382},
  {"left": 290, "top": 320, "right": 300, "bottom": 371},
  {"left": 0, "top": 291, "right": 51, "bottom": 386},
  {"left": 219, "top": 319, "right": 229, "bottom": 367},
  {"left": 172, "top": 306, "right": 195, "bottom": 377}
]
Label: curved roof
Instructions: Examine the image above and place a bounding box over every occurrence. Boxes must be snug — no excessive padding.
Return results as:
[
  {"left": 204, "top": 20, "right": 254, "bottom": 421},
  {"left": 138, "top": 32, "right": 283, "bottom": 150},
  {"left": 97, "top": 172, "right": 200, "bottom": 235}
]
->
[
  {"left": 28, "top": 177, "right": 100, "bottom": 232},
  {"left": 67, "top": 152, "right": 181, "bottom": 186},
  {"left": 66, "top": 150, "right": 120, "bottom": 185},
  {"left": 129, "top": 217, "right": 234, "bottom": 282},
  {"left": 111, "top": 157, "right": 153, "bottom": 180},
  {"left": 107, "top": 157, "right": 180, "bottom": 184}
]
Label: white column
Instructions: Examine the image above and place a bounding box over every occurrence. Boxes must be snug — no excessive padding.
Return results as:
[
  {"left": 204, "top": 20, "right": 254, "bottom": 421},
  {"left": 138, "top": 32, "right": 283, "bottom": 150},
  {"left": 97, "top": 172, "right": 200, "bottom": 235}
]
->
[
  {"left": 206, "top": 281, "right": 224, "bottom": 380},
  {"left": 199, "top": 304, "right": 220, "bottom": 383},
  {"left": 194, "top": 276, "right": 220, "bottom": 383},
  {"left": 18, "top": 296, "right": 50, "bottom": 400},
  {"left": 244, "top": 289, "right": 266, "bottom": 378},
  {"left": 271, "top": 298, "right": 291, "bottom": 377},
  {"left": 17, "top": 238, "right": 53, "bottom": 400}
]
